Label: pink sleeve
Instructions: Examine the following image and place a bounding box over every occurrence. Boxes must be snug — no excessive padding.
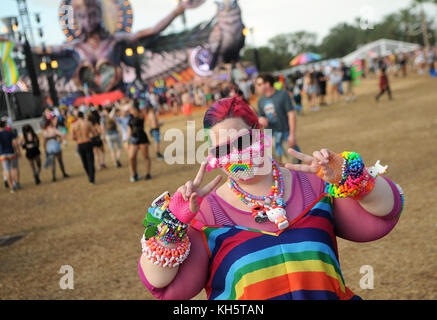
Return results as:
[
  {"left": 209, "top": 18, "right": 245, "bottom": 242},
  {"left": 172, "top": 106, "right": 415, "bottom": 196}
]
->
[
  {"left": 137, "top": 201, "right": 212, "bottom": 300},
  {"left": 333, "top": 176, "right": 403, "bottom": 242}
]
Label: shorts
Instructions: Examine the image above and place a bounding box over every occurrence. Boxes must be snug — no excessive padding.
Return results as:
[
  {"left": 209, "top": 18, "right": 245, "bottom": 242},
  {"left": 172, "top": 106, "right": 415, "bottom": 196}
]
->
[
  {"left": 91, "top": 136, "right": 103, "bottom": 148},
  {"left": 307, "top": 84, "right": 317, "bottom": 95},
  {"left": 46, "top": 140, "right": 62, "bottom": 154},
  {"left": 1, "top": 155, "right": 18, "bottom": 172},
  {"left": 149, "top": 128, "right": 161, "bottom": 143},
  {"left": 129, "top": 132, "right": 150, "bottom": 146},
  {"left": 26, "top": 147, "right": 41, "bottom": 160},
  {"left": 331, "top": 80, "right": 341, "bottom": 86},
  {"left": 106, "top": 132, "right": 122, "bottom": 150}
]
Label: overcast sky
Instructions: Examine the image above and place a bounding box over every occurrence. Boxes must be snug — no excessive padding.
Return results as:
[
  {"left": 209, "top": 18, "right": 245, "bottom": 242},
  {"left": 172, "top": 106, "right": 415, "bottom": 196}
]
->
[{"left": 1, "top": 0, "right": 430, "bottom": 47}]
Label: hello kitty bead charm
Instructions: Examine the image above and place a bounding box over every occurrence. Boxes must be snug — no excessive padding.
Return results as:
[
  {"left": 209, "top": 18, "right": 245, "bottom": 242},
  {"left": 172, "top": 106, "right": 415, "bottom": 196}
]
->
[{"left": 265, "top": 206, "right": 289, "bottom": 230}]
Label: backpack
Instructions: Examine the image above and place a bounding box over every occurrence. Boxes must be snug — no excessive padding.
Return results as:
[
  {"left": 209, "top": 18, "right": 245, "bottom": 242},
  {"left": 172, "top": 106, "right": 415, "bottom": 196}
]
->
[{"left": 106, "top": 117, "right": 117, "bottom": 132}]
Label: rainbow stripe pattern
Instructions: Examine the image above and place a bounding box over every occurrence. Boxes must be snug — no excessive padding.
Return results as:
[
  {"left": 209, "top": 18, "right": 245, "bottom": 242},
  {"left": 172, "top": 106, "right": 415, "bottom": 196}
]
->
[
  {"left": 194, "top": 194, "right": 361, "bottom": 300},
  {"left": 224, "top": 163, "right": 252, "bottom": 173},
  {"left": 0, "top": 41, "right": 19, "bottom": 87}
]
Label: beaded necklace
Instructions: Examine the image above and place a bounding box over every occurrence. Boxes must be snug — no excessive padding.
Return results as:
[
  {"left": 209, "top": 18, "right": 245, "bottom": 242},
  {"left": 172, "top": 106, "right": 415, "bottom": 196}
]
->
[{"left": 228, "top": 158, "right": 289, "bottom": 229}]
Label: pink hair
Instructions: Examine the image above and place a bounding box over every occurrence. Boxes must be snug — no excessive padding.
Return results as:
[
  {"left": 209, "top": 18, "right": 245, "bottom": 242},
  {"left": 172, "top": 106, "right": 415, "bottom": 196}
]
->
[{"left": 203, "top": 96, "right": 260, "bottom": 130}]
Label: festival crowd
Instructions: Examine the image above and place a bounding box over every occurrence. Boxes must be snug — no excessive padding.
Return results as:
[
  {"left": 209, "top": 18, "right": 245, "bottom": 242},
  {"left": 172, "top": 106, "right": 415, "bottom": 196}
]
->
[{"left": 1, "top": 46, "right": 436, "bottom": 194}]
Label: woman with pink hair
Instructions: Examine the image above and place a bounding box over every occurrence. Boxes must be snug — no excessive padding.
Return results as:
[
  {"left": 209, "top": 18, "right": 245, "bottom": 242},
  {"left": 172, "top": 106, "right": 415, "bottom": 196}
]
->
[{"left": 138, "top": 96, "right": 404, "bottom": 300}]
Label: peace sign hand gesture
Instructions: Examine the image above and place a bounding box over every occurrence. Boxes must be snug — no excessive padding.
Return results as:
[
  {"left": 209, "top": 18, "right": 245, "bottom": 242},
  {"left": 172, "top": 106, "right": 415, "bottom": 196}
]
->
[
  {"left": 284, "top": 148, "right": 343, "bottom": 184},
  {"left": 171, "top": 162, "right": 223, "bottom": 223}
]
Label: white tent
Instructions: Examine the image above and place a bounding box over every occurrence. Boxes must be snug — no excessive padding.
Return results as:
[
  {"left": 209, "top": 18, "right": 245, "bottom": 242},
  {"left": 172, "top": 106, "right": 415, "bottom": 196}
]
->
[
  {"left": 342, "top": 39, "right": 421, "bottom": 65},
  {"left": 273, "top": 38, "right": 422, "bottom": 76}
]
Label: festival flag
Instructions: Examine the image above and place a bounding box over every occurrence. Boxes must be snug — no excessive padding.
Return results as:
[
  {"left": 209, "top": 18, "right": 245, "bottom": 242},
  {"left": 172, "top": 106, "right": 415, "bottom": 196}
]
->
[
  {"left": 172, "top": 72, "right": 183, "bottom": 82},
  {"left": 0, "top": 41, "right": 19, "bottom": 87}
]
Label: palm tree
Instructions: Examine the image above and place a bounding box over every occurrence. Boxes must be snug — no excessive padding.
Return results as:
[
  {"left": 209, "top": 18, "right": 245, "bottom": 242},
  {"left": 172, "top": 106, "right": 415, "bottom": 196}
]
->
[
  {"left": 413, "top": 0, "right": 431, "bottom": 48},
  {"left": 428, "top": 0, "right": 437, "bottom": 46}
]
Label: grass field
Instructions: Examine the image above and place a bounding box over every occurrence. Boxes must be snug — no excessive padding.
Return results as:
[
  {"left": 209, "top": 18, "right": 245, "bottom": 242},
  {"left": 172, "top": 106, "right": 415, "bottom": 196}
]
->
[{"left": 1, "top": 73, "right": 436, "bottom": 300}]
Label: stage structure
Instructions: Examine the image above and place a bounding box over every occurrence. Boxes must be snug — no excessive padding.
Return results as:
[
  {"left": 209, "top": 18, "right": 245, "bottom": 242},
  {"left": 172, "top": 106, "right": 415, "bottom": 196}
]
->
[{"left": 13, "top": 0, "right": 247, "bottom": 101}]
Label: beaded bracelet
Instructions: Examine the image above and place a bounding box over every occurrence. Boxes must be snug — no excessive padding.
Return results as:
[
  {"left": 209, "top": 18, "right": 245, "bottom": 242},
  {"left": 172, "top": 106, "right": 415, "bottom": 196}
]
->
[
  {"left": 156, "top": 216, "right": 189, "bottom": 245},
  {"left": 141, "top": 191, "right": 193, "bottom": 268},
  {"left": 322, "top": 151, "right": 376, "bottom": 200},
  {"left": 143, "top": 192, "right": 190, "bottom": 244},
  {"left": 141, "top": 235, "right": 191, "bottom": 268}
]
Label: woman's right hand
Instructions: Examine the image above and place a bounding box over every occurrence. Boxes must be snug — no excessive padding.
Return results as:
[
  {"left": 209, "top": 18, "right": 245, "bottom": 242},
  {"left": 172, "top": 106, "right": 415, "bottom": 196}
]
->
[{"left": 176, "top": 162, "right": 223, "bottom": 214}]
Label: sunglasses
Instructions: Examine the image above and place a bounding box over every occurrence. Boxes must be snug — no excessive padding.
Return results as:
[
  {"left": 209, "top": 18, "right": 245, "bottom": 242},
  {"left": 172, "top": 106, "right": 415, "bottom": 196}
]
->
[{"left": 209, "top": 130, "right": 261, "bottom": 158}]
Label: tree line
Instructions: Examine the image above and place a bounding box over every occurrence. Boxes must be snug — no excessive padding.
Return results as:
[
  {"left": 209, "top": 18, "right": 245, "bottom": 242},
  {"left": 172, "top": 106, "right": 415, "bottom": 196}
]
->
[{"left": 243, "top": 0, "right": 437, "bottom": 72}]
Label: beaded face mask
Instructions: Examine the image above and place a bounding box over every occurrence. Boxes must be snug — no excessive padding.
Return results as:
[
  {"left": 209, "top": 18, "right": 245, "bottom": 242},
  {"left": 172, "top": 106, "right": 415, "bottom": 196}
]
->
[{"left": 206, "top": 130, "right": 271, "bottom": 181}]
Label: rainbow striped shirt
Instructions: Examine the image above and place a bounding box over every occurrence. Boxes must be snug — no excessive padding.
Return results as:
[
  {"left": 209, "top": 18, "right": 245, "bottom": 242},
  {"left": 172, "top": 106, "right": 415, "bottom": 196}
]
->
[{"left": 192, "top": 193, "right": 361, "bottom": 300}]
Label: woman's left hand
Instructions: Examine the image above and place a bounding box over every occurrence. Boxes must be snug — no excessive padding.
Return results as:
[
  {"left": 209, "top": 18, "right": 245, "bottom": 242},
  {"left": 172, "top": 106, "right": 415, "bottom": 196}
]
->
[{"left": 284, "top": 148, "right": 338, "bottom": 184}]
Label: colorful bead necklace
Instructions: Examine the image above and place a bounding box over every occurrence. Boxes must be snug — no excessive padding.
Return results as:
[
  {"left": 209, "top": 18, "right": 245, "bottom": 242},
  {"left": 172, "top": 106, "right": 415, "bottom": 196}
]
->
[{"left": 228, "top": 158, "right": 285, "bottom": 208}]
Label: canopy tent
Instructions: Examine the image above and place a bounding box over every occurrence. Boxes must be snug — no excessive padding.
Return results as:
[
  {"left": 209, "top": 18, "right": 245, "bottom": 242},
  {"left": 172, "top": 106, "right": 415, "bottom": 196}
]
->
[
  {"left": 274, "top": 38, "right": 421, "bottom": 76},
  {"left": 290, "top": 53, "right": 322, "bottom": 66},
  {"left": 342, "top": 39, "right": 421, "bottom": 65},
  {"left": 73, "top": 90, "right": 124, "bottom": 107}
]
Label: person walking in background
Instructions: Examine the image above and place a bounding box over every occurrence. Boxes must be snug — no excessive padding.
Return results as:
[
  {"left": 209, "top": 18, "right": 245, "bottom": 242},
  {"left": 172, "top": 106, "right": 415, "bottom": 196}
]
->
[
  {"left": 304, "top": 71, "right": 319, "bottom": 112},
  {"left": 20, "top": 125, "right": 42, "bottom": 185},
  {"left": 167, "top": 87, "right": 179, "bottom": 115},
  {"left": 414, "top": 49, "right": 426, "bottom": 75},
  {"left": 181, "top": 90, "right": 193, "bottom": 120},
  {"left": 329, "top": 66, "right": 342, "bottom": 104},
  {"left": 290, "top": 77, "right": 303, "bottom": 115},
  {"left": 146, "top": 104, "right": 164, "bottom": 160},
  {"left": 101, "top": 106, "right": 123, "bottom": 168},
  {"left": 255, "top": 73, "right": 302, "bottom": 165},
  {"left": 376, "top": 62, "right": 393, "bottom": 101},
  {"left": 66, "top": 108, "right": 77, "bottom": 133},
  {"left": 315, "top": 67, "right": 328, "bottom": 106},
  {"left": 127, "top": 100, "right": 152, "bottom": 182},
  {"left": 42, "top": 119, "right": 69, "bottom": 182},
  {"left": 71, "top": 111, "right": 96, "bottom": 185},
  {"left": 0, "top": 117, "right": 21, "bottom": 193},
  {"left": 204, "top": 84, "right": 214, "bottom": 108},
  {"left": 88, "top": 112, "right": 106, "bottom": 170},
  {"left": 341, "top": 62, "right": 357, "bottom": 103},
  {"left": 149, "top": 92, "right": 159, "bottom": 113},
  {"left": 56, "top": 106, "right": 68, "bottom": 146},
  {"left": 114, "top": 100, "right": 132, "bottom": 151},
  {"left": 399, "top": 53, "right": 408, "bottom": 78},
  {"left": 426, "top": 48, "right": 436, "bottom": 76}
]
